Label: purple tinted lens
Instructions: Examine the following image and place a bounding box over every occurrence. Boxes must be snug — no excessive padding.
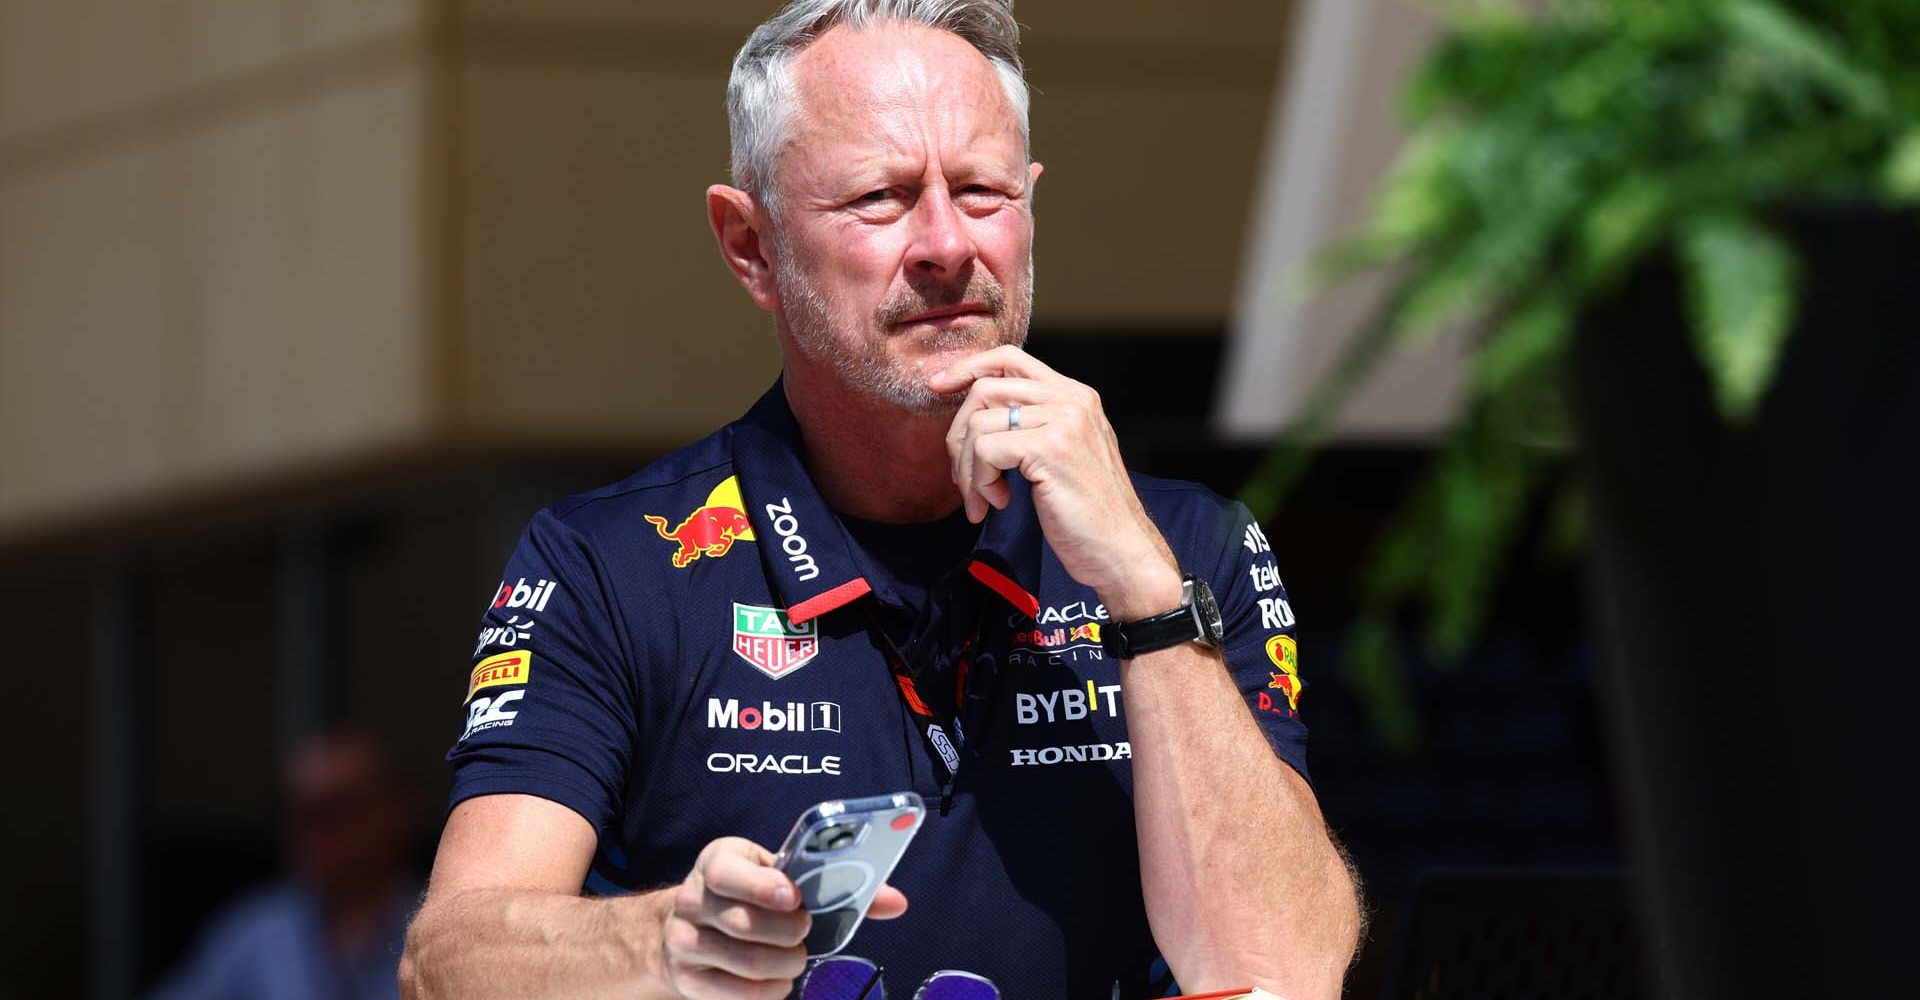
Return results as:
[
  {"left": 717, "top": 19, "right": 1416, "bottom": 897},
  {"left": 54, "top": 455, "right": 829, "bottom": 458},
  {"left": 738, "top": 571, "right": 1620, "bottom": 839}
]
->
[
  {"left": 914, "top": 972, "right": 999, "bottom": 1000},
  {"left": 800, "top": 957, "right": 883, "bottom": 1000}
]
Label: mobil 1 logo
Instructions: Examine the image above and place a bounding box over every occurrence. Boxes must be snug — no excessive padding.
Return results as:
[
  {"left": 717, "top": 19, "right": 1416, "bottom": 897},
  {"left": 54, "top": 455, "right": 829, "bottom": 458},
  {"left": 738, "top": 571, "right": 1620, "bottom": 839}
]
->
[{"left": 707, "top": 698, "right": 842, "bottom": 733}]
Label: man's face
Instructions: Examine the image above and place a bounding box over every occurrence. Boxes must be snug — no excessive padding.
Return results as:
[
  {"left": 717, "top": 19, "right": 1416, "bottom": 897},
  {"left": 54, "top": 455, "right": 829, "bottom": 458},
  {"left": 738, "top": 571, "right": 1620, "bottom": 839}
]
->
[
  {"left": 766, "top": 23, "right": 1038, "bottom": 413},
  {"left": 285, "top": 738, "right": 407, "bottom": 895}
]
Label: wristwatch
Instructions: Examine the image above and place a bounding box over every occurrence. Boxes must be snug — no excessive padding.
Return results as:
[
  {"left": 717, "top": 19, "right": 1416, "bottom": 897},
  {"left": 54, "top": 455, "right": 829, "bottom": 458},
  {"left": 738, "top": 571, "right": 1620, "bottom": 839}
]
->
[{"left": 1100, "top": 575, "right": 1225, "bottom": 660}]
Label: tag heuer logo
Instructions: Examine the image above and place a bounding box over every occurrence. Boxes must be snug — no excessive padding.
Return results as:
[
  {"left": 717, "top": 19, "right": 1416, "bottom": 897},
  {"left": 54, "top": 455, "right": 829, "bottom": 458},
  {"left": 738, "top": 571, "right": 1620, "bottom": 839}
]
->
[{"left": 732, "top": 603, "right": 819, "bottom": 679}]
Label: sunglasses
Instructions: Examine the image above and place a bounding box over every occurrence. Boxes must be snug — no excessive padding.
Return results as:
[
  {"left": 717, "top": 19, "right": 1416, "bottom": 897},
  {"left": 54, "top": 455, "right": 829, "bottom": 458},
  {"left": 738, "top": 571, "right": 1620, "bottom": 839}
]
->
[{"left": 797, "top": 956, "right": 999, "bottom": 1000}]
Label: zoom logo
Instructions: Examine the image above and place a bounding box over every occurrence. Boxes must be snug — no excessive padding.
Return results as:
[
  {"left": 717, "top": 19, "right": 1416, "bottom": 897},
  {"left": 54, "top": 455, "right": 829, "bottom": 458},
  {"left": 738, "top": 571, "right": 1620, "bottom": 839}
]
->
[{"left": 764, "top": 497, "right": 820, "bottom": 582}]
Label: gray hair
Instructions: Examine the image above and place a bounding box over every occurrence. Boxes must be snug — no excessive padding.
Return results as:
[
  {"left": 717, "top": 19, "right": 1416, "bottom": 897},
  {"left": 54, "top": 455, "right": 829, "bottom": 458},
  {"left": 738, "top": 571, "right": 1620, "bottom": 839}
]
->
[{"left": 725, "top": 0, "right": 1030, "bottom": 211}]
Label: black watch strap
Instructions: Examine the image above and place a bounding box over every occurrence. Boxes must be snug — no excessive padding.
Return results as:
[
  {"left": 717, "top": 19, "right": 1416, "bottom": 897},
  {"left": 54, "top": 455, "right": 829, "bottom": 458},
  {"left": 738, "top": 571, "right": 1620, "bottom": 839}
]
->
[{"left": 1100, "top": 576, "right": 1224, "bottom": 660}]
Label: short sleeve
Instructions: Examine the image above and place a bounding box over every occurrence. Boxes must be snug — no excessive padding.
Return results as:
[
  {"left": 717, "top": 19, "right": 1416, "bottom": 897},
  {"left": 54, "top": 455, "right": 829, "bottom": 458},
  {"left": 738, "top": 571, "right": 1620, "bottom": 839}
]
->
[
  {"left": 1206, "top": 501, "right": 1311, "bottom": 784},
  {"left": 446, "top": 508, "right": 638, "bottom": 834}
]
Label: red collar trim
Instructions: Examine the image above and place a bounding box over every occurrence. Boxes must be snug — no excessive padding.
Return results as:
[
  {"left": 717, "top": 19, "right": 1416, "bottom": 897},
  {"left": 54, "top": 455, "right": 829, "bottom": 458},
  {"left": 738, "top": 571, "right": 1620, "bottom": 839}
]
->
[
  {"left": 787, "top": 577, "right": 872, "bottom": 625},
  {"left": 967, "top": 559, "right": 1040, "bottom": 619}
]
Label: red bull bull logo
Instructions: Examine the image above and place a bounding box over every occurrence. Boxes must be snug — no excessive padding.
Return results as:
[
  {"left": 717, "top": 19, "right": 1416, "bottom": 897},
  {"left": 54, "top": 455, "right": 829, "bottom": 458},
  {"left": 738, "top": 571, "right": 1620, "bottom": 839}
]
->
[
  {"left": 1262, "top": 675, "right": 1301, "bottom": 713},
  {"left": 1264, "top": 634, "right": 1303, "bottom": 712},
  {"left": 645, "top": 476, "right": 756, "bottom": 569}
]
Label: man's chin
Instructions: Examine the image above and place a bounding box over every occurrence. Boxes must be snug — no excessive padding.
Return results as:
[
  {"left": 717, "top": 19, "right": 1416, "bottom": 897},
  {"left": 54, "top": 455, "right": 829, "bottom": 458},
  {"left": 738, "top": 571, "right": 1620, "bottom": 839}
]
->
[
  {"left": 901, "top": 325, "right": 1023, "bottom": 366},
  {"left": 872, "top": 376, "right": 966, "bottom": 416},
  {"left": 840, "top": 322, "right": 1026, "bottom": 414}
]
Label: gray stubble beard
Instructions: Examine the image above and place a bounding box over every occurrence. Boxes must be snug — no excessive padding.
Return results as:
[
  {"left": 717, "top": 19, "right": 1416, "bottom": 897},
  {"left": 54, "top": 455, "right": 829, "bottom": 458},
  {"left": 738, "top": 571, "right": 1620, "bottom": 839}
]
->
[{"left": 773, "top": 240, "right": 1034, "bottom": 415}]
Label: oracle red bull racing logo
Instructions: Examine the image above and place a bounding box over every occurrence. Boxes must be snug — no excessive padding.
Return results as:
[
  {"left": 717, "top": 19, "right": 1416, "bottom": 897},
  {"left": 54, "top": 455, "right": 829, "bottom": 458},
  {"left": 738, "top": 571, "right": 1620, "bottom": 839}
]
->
[
  {"left": 645, "top": 475, "right": 755, "bottom": 569},
  {"left": 1011, "top": 621, "right": 1103, "bottom": 650}
]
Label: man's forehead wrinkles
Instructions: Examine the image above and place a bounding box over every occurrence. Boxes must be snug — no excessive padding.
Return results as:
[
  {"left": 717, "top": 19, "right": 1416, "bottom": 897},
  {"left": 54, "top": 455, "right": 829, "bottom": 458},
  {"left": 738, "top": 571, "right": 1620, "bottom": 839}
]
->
[
  {"left": 774, "top": 21, "right": 1027, "bottom": 216},
  {"left": 791, "top": 25, "right": 1008, "bottom": 123}
]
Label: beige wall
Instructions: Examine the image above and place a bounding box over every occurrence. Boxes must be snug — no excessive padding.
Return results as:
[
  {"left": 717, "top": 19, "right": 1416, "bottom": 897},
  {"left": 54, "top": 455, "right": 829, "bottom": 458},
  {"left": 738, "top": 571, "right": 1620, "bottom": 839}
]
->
[
  {"left": 0, "top": 0, "right": 1293, "bottom": 537},
  {"left": 0, "top": 0, "right": 431, "bottom": 535},
  {"left": 1221, "top": 0, "right": 1458, "bottom": 441}
]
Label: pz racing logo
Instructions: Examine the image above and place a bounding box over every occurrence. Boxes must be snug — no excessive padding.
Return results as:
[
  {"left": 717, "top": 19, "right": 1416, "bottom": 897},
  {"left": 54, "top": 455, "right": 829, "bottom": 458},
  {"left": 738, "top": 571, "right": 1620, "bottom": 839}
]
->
[{"left": 462, "top": 690, "right": 523, "bottom": 741}]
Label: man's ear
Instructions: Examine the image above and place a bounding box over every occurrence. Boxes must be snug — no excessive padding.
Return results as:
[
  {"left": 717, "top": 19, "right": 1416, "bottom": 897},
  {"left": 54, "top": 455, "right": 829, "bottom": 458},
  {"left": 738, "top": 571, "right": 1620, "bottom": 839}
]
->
[{"left": 707, "top": 184, "right": 781, "bottom": 312}]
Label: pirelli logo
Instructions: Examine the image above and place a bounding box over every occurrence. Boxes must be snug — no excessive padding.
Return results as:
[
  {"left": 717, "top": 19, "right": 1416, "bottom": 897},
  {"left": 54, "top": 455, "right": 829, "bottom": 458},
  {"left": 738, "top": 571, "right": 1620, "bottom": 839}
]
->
[{"left": 465, "top": 651, "right": 532, "bottom": 703}]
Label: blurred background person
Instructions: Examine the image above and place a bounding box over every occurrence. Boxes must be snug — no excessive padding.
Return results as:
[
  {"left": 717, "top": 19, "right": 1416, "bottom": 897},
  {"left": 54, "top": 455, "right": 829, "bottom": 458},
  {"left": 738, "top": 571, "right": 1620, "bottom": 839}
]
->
[{"left": 144, "top": 731, "right": 419, "bottom": 1000}]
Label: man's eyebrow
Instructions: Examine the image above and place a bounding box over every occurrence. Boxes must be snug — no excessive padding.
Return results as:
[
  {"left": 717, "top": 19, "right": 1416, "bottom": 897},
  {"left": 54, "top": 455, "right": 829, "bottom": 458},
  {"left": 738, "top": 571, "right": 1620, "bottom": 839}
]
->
[
  {"left": 819, "top": 155, "right": 1024, "bottom": 195},
  {"left": 950, "top": 163, "right": 1025, "bottom": 190}
]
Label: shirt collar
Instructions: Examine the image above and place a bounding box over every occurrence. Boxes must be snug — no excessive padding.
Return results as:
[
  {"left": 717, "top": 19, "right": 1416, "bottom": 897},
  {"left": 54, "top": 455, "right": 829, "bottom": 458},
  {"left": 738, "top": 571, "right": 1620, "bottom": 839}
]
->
[
  {"left": 965, "top": 473, "right": 1043, "bottom": 620},
  {"left": 729, "top": 381, "right": 1044, "bottom": 624}
]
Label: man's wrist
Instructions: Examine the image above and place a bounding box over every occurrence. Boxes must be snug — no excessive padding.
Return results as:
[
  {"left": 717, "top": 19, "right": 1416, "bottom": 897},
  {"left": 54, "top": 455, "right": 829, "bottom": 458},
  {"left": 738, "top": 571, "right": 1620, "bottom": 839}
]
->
[
  {"left": 613, "top": 888, "right": 676, "bottom": 998},
  {"left": 1097, "top": 553, "right": 1185, "bottom": 623}
]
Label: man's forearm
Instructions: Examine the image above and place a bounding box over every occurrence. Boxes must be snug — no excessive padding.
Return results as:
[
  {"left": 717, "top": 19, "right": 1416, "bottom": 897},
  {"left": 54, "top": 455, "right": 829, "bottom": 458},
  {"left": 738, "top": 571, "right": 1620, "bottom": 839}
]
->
[
  {"left": 400, "top": 885, "right": 674, "bottom": 1000},
  {"left": 1120, "top": 645, "right": 1362, "bottom": 1000}
]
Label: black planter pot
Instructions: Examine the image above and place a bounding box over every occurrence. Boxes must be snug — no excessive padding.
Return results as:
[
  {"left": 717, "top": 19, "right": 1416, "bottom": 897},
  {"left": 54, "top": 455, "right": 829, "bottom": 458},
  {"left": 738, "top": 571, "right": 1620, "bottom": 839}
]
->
[{"left": 1570, "top": 205, "right": 1920, "bottom": 998}]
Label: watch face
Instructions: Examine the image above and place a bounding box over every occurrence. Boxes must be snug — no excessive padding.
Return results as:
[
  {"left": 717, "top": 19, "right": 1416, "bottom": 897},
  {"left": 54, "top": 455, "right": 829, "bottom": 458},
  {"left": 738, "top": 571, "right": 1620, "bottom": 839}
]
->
[{"left": 1193, "top": 578, "right": 1224, "bottom": 647}]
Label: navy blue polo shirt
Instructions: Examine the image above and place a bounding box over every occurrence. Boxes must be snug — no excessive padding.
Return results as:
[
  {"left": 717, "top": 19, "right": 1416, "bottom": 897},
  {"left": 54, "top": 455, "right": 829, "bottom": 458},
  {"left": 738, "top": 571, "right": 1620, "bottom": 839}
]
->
[{"left": 447, "top": 382, "right": 1309, "bottom": 999}]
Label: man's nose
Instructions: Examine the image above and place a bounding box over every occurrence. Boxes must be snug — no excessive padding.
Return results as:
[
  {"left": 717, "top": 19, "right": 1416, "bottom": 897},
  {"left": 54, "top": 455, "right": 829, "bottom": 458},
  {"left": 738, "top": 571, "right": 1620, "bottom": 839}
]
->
[{"left": 905, "top": 188, "right": 977, "bottom": 277}]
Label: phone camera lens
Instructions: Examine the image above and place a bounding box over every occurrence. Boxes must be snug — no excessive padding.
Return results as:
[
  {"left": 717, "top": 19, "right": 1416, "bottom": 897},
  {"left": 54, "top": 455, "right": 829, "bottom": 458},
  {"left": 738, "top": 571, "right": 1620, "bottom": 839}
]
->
[{"left": 804, "top": 822, "right": 862, "bottom": 855}]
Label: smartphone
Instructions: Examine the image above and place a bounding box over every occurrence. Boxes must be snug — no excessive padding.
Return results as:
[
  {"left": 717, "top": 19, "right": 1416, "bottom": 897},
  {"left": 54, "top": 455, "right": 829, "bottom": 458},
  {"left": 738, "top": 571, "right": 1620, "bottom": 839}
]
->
[{"left": 773, "top": 791, "right": 925, "bottom": 957}]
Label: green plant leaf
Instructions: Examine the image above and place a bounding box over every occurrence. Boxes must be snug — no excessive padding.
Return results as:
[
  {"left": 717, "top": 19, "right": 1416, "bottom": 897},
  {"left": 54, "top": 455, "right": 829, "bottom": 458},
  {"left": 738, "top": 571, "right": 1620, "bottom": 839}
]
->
[
  {"left": 1886, "top": 129, "right": 1920, "bottom": 202},
  {"left": 1245, "top": 0, "right": 1913, "bottom": 739},
  {"left": 1360, "top": 126, "right": 1470, "bottom": 260},
  {"left": 1474, "top": 292, "right": 1573, "bottom": 394},
  {"left": 1425, "top": 418, "right": 1544, "bottom": 655},
  {"left": 1721, "top": 0, "right": 1892, "bottom": 118},
  {"left": 1677, "top": 213, "right": 1800, "bottom": 422},
  {"left": 1341, "top": 615, "right": 1424, "bottom": 755},
  {"left": 1576, "top": 176, "right": 1670, "bottom": 286}
]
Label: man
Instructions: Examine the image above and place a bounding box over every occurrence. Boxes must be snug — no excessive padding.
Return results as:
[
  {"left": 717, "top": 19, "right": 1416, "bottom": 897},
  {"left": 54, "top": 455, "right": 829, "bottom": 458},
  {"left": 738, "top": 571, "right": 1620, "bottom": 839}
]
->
[
  {"left": 151, "top": 732, "right": 419, "bottom": 1000},
  {"left": 400, "top": 2, "right": 1361, "bottom": 998}
]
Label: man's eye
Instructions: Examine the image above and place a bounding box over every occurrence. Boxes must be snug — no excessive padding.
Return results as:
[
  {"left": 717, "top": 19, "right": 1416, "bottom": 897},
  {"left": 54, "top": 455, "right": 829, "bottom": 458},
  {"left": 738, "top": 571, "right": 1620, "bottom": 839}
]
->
[{"left": 857, "top": 189, "right": 893, "bottom": 203}]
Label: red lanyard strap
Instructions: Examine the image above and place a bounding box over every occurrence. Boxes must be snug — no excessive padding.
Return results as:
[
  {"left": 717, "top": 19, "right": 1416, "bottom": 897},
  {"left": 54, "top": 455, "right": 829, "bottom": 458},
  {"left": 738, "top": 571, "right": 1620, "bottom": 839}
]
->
[
  {"left": 862, "top": 598, "right": 992, "bottom": 812},
  {"left": 867, "top": 611, "right": 965, "bottom": 780}
]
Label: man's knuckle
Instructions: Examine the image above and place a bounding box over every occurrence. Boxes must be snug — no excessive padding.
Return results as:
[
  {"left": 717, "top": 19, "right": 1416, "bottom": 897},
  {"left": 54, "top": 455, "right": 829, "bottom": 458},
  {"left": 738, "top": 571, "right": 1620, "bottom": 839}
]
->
[
  {"left": 732, "top": 946, "right": 769, "bottom": 978},
  {"left": 717, "top": 904, "right": 757, "bottom": 938},
  {"left": 772, "top": 944, "right": 809, "bottom": 979},
  {"left": 665, "top": 917, "right": 701, "bottom": 957},
  {"left": 737, "top": 942, "right": 800, "bottom": 982}
]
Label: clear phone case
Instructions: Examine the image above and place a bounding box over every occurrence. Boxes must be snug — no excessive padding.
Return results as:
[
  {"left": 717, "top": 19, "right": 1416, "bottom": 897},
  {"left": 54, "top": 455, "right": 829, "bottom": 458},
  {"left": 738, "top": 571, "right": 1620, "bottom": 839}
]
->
[{"left": 773, "top": 791, "right": 926, "bottom": 956}]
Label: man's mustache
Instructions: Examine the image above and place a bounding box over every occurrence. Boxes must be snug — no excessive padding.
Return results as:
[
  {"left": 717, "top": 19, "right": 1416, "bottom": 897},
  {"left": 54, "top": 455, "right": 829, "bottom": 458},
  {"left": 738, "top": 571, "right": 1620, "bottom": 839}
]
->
[{"left": 876, "top": 275, "right": 1008, "bottom": 327}]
